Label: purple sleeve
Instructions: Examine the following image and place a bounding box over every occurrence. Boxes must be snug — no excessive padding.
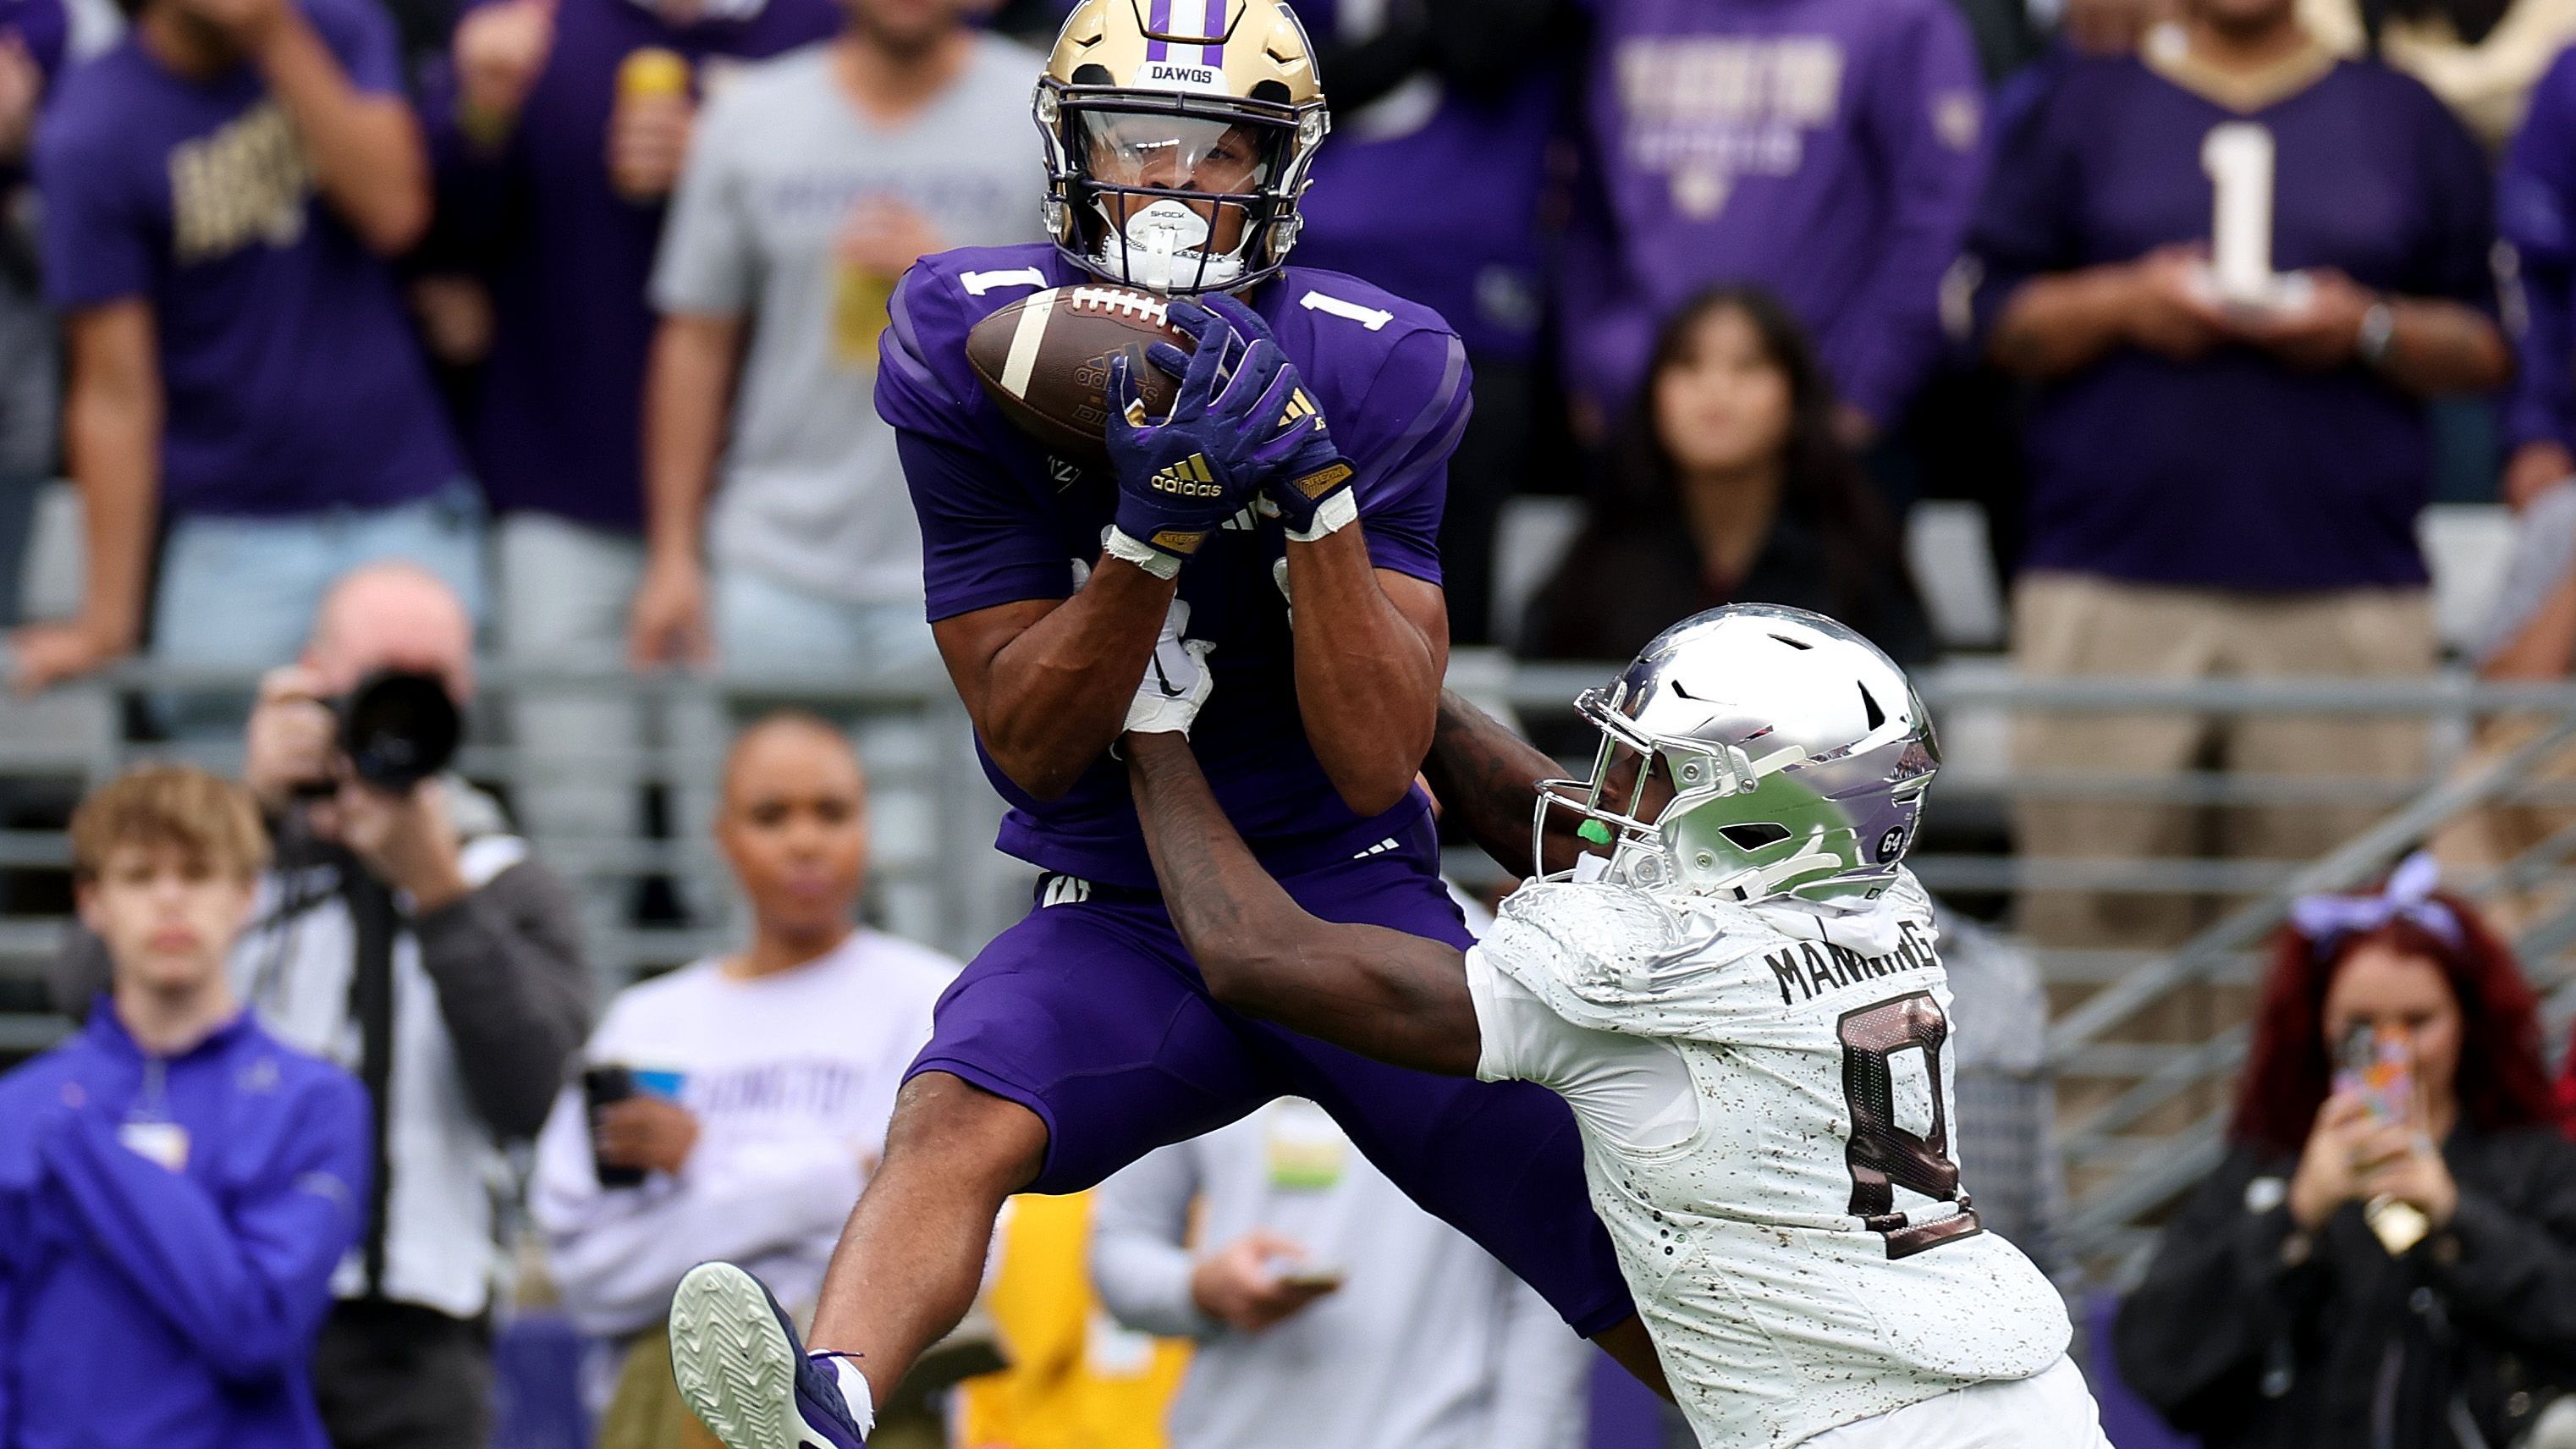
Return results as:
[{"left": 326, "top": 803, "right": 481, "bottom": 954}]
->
[
  {"left": 3, "top": 0, "right": 67, "bottom": 85},
  {"left": 2405, "top": 80, "right": 2498, "bottom": 315},
  {"left": 880, "top": 267, "right": 1076, "bottom": 620},
  {"left": 0, "top": 1169, "right": 20, "bottom": 1438},
  {"left": 36, "top": 1076, "right": 369, "bottom": 1384},
  {"left": 303, "top": 0, "right": 405, "bottom": 96},
  {"left": 895, "top": 430, "right": 1076, "bottom": 620},
  {"left": 1344, "top": 328, "right": 1470, "bottom": 585},
  {"left": 418, "top": 40, "right": 526, "bottom": 256},
  {"left": 1555, "top": 163, "right": 1656, "bottom": 417},
  {"left": 1963, "top": 64, "right": 2081, "bottom": 346},
  {"left": 1825, "top": 0, "right": 1987, "bottom": 422},
  {"left": 36, "top": 124, "right": 153, "bottom": 311},
  {"left": 2503, "top": 53, "right": 2576, "bottom": 453},
  {"left": 875, "top": 263, "right": 974, "bottom": 434}
]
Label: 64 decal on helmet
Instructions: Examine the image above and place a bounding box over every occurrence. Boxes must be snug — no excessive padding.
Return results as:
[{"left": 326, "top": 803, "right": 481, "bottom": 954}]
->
[{"left": 1537, "top": 604, "right": 1940, "bottom": 905}]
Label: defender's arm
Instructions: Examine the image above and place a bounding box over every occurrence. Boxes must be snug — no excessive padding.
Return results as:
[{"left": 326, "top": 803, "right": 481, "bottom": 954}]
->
[
  {"left": 1423, "top": 690, "right": 1593, "bottom": 879},
  {"left": 1126, "top": 730, "right": 1480, "bottom": 1075}
]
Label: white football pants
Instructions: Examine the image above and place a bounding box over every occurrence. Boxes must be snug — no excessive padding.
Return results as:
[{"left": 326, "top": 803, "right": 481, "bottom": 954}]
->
[{"left": 1802, "top": 1358, "right": 2114, "bottom": 1448}]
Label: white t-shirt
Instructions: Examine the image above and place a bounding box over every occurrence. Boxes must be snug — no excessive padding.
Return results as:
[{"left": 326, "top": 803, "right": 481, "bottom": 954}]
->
[
  {"left": 651, "top": 36, "right": 1046, "bottom": 606},
  {"left": 530, "top": 930, "right": 957, "bottom": 1337},
  {"left": 1092, "top": 1100, "right": 1589, "bottom": 1449},
  {"left": 1461, "top": 871, "right": 2070, "bottom": 1448}
]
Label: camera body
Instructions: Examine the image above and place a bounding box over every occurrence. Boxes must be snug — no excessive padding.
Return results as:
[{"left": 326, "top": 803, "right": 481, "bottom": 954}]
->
[{"left": 289, "top": 669, "right": 464, "bottom": 797}]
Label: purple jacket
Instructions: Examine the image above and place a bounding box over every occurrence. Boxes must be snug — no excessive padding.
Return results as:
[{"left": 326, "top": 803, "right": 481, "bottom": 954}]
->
[
  {"left": 427, "top": 0, "right": 838, "bottom": 531},
  {"left": 0, "top": 1006, "right": 368, "bottom": 1449}
]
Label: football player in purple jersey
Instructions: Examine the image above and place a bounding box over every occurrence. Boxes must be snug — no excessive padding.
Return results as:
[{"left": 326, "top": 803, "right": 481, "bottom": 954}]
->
[{"left": 662, "top": 5, "right": 1660, "bottom": 1446}]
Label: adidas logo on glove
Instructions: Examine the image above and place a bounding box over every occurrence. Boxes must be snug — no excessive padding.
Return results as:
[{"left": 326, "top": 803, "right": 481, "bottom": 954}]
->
[{"left": 1149, "top": 454, "right": 1227, "bottom": 499}]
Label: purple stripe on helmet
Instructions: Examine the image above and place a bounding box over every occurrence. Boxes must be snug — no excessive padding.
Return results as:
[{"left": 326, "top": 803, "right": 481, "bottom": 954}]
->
[
  {"left": 1201, "top": 0, "right": 1224, "bottom": 64},
  {"left": 1146, "top": 0, "right": 1170, "bottom": 60}
]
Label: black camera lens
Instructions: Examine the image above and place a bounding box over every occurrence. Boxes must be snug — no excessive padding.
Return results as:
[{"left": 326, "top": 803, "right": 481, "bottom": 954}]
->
[{"left": 339, "top": 669, "right": 461, "bottom": 791}]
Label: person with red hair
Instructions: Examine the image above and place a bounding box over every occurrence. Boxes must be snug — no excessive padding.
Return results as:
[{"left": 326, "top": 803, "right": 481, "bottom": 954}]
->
[{"left": 2115, "top": 854, "right": 2576, "bottom": 1448}]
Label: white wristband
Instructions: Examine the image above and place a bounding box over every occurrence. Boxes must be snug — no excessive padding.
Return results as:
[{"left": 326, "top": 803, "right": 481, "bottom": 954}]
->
[
  {"left": 1284, "top": 489, "right": 1359, "bottom": 543},
  {"left": 1104, "top": 526, "right": 1183, "bottom": 580}
]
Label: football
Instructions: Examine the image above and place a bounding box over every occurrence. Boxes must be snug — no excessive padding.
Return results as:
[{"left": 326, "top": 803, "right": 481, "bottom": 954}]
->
[{"left": 966, "top": 284, "right": 1192, "bottom": 465}]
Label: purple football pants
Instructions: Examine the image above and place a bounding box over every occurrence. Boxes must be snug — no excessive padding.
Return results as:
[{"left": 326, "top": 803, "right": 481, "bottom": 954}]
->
[{"left": 905, "top": 820, "right": 1636, "bottom": 1336}]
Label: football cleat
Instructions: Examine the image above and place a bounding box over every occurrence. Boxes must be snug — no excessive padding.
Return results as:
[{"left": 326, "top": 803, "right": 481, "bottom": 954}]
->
[
  {"left": 669, "top": 1262, "right": 866, "bottom": 1449},
  {"left": 1036, "top": 1, "right": 1329, "bottom": 295}
]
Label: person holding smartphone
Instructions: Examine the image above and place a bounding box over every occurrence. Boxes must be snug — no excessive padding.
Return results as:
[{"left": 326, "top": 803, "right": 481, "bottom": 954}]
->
[
  {"left": 1091, "top": 1095, "right": 1590, "bottom": 1449},
  {"left": 528, "top": 713, "right": 955, "bottom": 1439},
  {"left": 2117, "top": 854, "right": 2576, "bottom": 1449}
]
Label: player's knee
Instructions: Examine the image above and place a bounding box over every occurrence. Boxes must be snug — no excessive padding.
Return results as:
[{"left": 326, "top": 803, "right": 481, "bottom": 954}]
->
[{"left": 883, "top": 1070, "right": 1049, "bottom": 1197}]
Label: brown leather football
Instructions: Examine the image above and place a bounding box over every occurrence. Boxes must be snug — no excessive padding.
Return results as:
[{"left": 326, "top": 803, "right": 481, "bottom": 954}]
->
[{"left": 966, "top": 284, "right": 1192, "bottom": 466}]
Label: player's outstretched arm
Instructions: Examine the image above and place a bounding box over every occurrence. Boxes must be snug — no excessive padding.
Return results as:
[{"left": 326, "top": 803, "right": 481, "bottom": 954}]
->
[
  {"left": 1126, "top": 731, "right": 1482, "bottom": 1077},
  {"left": 1422, "top": 690, "right": 1599, "bottom": 879}
]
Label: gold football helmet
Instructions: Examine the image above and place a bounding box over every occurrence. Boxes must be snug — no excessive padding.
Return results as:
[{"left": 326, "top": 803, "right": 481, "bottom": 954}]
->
[{"left": 1038, "top": 0, "right": 1329, "bottom": 294}]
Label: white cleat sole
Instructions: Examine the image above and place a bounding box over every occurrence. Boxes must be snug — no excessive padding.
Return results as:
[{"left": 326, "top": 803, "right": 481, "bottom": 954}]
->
[{"left": 669, "top": 1263, "right": 833, "bottom": 1449}]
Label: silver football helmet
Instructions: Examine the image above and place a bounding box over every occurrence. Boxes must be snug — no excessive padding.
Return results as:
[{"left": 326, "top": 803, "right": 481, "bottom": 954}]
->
[{"left": 1535, "top": 604, "right": 1939, "bottom": 905}]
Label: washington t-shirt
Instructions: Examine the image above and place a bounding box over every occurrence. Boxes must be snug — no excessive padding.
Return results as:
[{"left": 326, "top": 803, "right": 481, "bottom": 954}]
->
[{"left": 36, "top": 0, "right": 462, "bottom": 519}]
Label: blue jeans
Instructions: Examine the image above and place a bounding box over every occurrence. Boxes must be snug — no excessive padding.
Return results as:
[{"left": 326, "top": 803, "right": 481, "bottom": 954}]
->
[
  {"left": 711, "top": 569, "right": 937, "bottom": 675},
  {"left": 153, "top": 482, "right": 486, "bottom": 730}
]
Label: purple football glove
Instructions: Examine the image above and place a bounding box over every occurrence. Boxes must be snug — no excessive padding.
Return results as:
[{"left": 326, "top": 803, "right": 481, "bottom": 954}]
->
[
  {"left": 1102, "top": 314, "right": 1314, "bottom": 572},
  {"left": 1172, "top": 294, "right": 1356, "bottom": 539}
]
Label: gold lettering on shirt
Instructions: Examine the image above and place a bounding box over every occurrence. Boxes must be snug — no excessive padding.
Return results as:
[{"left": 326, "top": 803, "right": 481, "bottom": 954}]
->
[{"left": 168, "top": 101, "right": 312, "bottom": 264}]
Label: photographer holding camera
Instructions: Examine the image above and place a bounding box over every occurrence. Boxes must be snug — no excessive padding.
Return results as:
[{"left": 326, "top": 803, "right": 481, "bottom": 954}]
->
[{"left": 51, "top": 562, "right": 593, "bottom": 1449}]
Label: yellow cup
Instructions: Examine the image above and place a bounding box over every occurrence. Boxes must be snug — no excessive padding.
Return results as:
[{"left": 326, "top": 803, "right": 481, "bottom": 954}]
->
[
  {"left": 834, "top": 262, "right": 896, "bottom": 369},
  {"left": 617, "top": 47, "right": 691, "bottom": 101}
]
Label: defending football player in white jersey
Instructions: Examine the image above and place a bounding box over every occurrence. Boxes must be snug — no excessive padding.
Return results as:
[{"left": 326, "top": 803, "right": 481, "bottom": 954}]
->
[{"left": 1118, "top": 604, "right": 2111, "bottom": 1448}]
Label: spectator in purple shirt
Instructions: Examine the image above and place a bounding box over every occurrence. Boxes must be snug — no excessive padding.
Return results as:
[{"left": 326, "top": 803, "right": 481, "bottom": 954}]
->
[
  {"left": 2501, "top": 42, "right": 2576, "bottom": 510},
  {"left": 1562, "top": 0, "right": 1988, "bottom": 444},
  {"left": 1969, "top": 0, "right": 2509, "bottom": 950},
  {"left": 1280, "top": 0, "right": 1569, "bottom": 645},
  {"left": 425, "top": 0, "right": 832, "bottom": 928},
  {"left": 12, "top": 0, "right": 479, "bottom": 698},
  {"left": 0, "top": 0, "right": 69, "bottom": 630}
]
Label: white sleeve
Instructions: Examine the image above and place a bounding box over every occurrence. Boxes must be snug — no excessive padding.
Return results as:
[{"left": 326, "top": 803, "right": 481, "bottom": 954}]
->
[
  {"left": 530, "top": 1081, "right": 864, "bottom": 1339},
  {"left": 1482, "top": 1268, "right": 1593, "bottom": 1449},
  {"left": 1463, "top": 945, "right": 1699, "bottom": 1154},
  {"left": 1088, "top": 1141, "right": 1216, "bottom": 1341},
  {"left": 648, "top": 85, "right": 757, "bottom": 318}
]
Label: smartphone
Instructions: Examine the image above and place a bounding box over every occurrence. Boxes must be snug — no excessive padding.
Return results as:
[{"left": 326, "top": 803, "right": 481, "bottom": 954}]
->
[
  {"left": 1267, "top": 1253, "right": 1350, "bottom": 1284},
  {"left": 2334, "top": 1023, "right": 2415, "bottom": 1127},
  {"left": 583, "top": 1065, "right": 645, "bottom": 1188}
]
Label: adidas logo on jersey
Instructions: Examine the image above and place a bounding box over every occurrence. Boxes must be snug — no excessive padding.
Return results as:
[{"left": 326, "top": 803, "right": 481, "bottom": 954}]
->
[{"left": 1150, "top": 454, "right": 1225, "bottom": 499}]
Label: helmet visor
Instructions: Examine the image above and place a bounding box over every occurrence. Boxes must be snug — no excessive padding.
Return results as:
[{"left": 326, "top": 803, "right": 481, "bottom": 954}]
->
[
  {"left": 1063, "top": 107, "right": 1297, "bottom": 291},
  {"left": 1071, "top": 108, "right": 1285, "bottom": 196}
]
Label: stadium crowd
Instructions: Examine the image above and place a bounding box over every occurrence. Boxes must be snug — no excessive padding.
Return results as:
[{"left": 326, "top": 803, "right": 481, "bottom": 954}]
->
[{"left": 10, "top": 0, "right": 2576, "bottom": 1444}]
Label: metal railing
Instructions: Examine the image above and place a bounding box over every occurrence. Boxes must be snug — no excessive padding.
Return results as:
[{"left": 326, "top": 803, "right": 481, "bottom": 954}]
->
[{"left": 10, "top": 653, "right": 2576, "bottom": 1291}]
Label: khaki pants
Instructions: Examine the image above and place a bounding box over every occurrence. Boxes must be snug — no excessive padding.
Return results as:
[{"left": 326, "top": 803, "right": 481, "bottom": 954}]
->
[
  {"left": 2012, "top": 573, "right": 2436, "bottom": 951},
  {"left": 2433, "top": 713, "right": 2576, "bottom": 939}
]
